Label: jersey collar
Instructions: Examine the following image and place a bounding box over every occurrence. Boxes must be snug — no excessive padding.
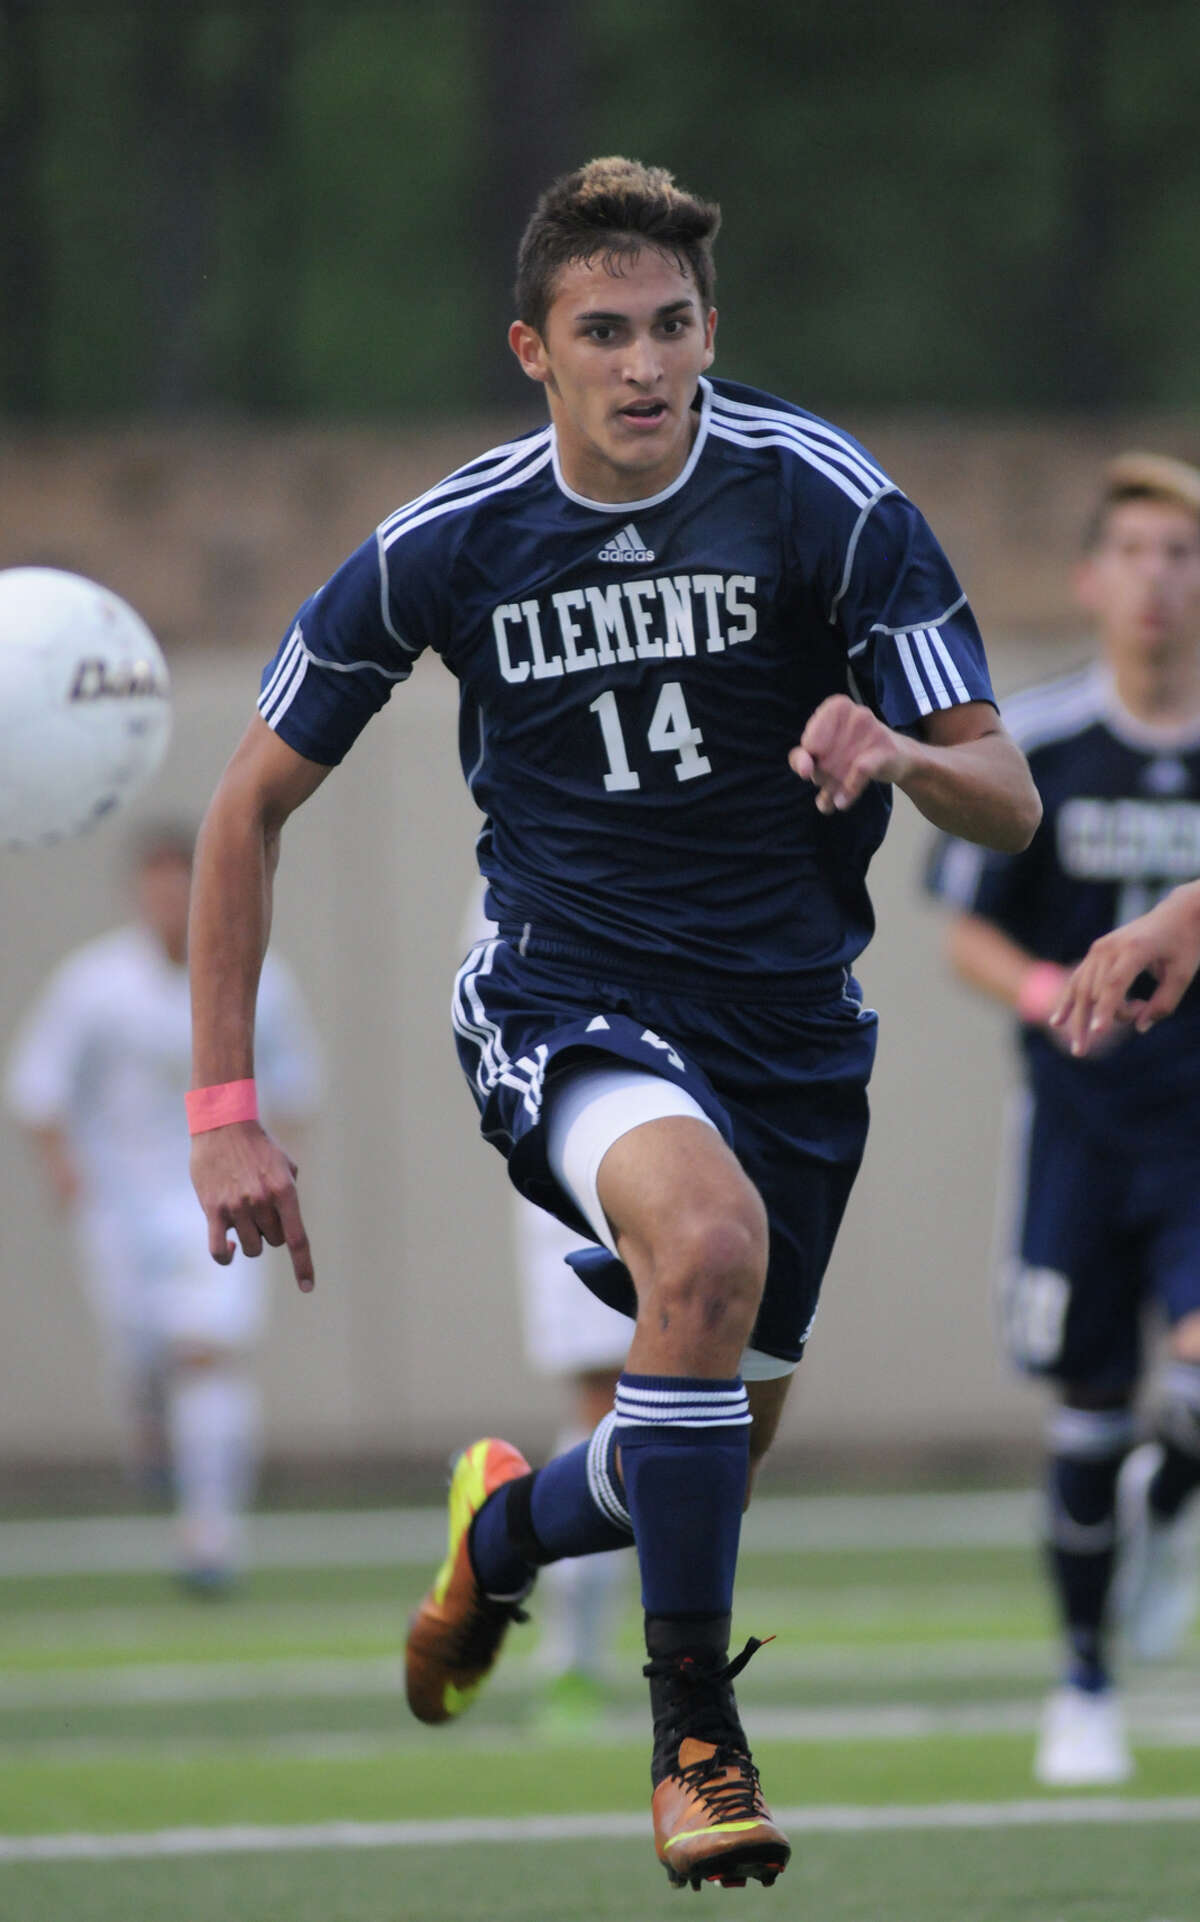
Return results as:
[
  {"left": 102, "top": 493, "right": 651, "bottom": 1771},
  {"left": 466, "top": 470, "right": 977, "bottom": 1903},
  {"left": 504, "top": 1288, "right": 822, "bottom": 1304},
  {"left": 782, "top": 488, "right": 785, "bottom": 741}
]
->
[
  {"left": 1097, "top": 662, "right": 1200, "bottom": 752},
  {"left": 550, "top": 377, "right": 713, "bottom": 514}
]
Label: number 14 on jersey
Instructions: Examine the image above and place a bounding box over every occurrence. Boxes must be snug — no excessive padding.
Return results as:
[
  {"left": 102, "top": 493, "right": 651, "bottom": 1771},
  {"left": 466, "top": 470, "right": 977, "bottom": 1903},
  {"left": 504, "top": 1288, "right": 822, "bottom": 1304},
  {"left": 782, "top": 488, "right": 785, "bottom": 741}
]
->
[{"left": 589, "top": 682, "right": 712, "bottom": 791}]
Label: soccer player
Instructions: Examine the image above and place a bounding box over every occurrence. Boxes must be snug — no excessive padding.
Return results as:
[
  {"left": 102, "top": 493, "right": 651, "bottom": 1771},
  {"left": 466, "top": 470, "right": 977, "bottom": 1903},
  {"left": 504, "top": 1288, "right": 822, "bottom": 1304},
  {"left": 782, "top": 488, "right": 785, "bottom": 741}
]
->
[
  {"left": 185, "top": 158, "right": 1039, "bottom": 1887},
  {"left": 5, "top": 823, "right": 321, "bottom": 1591},
  {"left": 927, "top": 452, "right": 1200, "bottom": 1787}
]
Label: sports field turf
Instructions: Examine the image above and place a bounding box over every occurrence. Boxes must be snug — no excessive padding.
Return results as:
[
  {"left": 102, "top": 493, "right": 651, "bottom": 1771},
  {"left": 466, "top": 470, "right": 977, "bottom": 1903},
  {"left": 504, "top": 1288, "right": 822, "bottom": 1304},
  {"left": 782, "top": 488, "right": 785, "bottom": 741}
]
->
[{"left": 1, "top": 1493, "right": 1196, "bottom": 1920}]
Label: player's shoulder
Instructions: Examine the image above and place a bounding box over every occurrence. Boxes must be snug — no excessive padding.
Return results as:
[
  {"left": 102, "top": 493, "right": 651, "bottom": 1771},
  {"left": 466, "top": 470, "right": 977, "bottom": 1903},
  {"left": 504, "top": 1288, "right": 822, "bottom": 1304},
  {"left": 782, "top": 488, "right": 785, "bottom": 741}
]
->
[
  {"left": 375, "top": 421, "right": 555, "bottom": 558},
  {"left": 999, "top": 661, "right": 1107, "bottom": 755},
  {"left": 705, "top": 377, "right": 895, "bottom": 514}
]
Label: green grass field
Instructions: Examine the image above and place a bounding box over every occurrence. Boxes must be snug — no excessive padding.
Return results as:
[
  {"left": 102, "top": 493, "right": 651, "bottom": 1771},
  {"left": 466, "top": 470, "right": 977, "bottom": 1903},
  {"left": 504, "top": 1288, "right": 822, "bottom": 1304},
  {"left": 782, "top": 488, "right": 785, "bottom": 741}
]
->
[{"left": 1, "top": 1494, "right": 1197, "bottom": 1921}]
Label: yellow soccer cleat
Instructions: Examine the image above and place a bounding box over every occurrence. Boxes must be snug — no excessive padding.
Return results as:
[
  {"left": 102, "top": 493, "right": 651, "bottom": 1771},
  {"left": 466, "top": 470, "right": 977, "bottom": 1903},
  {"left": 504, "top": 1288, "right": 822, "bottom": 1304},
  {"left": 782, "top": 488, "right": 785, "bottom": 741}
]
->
[{"left": 405, "top": 1437, "right": 533, "bottom": 1725}]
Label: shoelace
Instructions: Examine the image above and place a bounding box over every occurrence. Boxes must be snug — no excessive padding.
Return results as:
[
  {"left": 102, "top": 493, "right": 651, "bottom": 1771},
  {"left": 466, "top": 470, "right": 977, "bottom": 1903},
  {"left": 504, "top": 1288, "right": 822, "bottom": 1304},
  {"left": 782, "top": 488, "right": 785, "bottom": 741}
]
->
[
  {"left": 673, "top": 1741, "right": 766, "bottom": 1821},
  {"left": 643, "top": 1635, "right": 773, "bottom": 1754},
  {"left": 642, "top": 1633, "right": 772, "bottom": 1694}
]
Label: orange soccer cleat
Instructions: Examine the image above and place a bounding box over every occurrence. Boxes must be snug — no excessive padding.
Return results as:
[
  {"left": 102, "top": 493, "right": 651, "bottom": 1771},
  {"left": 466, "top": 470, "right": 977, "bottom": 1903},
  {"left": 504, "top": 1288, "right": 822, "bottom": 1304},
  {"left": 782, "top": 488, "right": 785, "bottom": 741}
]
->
[
  {"left": 405, "top": 1436, "right": 533, "bottom": 1725},
  {"left": 645, "top": 1637, "right": 790, "bottom": 1890}
]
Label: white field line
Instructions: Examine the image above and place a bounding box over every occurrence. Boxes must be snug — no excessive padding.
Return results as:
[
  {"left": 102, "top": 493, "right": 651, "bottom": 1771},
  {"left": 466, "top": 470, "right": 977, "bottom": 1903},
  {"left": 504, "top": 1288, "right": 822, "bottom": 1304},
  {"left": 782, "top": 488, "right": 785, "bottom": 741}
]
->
[
  {"left": 0, "top": 1490, "right": 1037, "bottom": 1577},
  {"left": 3, "top": 1797, "right": 1200, "bottom": 1864}
]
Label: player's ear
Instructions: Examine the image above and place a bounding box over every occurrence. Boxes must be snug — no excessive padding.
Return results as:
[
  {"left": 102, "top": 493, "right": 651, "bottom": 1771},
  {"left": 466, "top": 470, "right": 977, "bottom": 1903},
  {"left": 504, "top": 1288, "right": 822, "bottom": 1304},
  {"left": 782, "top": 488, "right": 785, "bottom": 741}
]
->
[
  {"left": 701, "top": 306, "right": 717, "bottom": 371},
  {"left": 509, "top": 320, "right": 551, "bottom": 387}
]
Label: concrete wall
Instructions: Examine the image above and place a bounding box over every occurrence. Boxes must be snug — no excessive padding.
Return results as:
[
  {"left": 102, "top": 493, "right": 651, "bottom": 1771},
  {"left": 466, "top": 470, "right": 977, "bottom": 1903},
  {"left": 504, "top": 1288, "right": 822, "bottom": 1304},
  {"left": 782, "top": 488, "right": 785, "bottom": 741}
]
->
[{"left": 0, "top": 635, "right": 1062, "bottom": 1472}]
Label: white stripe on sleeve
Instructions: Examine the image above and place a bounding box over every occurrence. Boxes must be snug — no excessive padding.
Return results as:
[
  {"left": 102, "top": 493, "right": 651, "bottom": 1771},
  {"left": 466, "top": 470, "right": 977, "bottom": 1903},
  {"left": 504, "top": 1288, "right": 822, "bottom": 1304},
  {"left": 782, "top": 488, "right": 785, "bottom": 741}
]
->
[
  {"left": 894, "top": 632, "right": 933, "bottom": 716},
  {"left": 913, "top": 629, "right": 950, "bottom": 708},
  {"left": 927, "top": 626, "right": 971, "bottom": 703}
]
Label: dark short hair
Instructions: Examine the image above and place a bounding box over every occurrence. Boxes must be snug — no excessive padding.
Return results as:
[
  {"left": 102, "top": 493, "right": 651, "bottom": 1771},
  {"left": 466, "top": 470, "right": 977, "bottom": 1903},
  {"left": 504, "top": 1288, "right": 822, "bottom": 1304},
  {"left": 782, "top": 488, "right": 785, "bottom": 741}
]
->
[
  {"left": 1083, "top": 450, "right": 1200, "bottom": 550},
  {"left": 515, "top": 156, "right": 720, "bottom": 337}
]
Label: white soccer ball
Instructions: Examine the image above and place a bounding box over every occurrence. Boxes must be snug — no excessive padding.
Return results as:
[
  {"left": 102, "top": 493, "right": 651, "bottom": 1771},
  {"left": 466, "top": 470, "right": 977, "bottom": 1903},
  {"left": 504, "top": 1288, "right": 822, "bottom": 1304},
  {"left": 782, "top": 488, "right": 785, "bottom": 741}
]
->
[{"left": 0, "top": 567, "right": 172, "bottom": 849}]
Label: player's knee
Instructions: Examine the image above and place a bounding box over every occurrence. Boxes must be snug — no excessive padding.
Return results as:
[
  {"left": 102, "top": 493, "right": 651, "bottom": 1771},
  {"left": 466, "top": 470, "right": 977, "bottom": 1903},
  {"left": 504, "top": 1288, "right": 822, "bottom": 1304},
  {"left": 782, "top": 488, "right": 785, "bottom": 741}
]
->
[
  {"left": 647, "top": 1204, "right": 767, "bottom": 1340},
  {"left": 1046, "top": 1403, "right": 1136, "bottom": 1535}
]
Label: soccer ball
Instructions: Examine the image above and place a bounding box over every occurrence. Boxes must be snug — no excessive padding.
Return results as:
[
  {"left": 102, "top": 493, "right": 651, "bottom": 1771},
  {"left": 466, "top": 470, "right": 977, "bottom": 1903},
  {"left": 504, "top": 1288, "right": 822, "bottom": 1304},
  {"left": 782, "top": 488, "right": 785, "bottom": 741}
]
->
[{"left": 0, "top": 567, "right": 172, "bottom": 849}]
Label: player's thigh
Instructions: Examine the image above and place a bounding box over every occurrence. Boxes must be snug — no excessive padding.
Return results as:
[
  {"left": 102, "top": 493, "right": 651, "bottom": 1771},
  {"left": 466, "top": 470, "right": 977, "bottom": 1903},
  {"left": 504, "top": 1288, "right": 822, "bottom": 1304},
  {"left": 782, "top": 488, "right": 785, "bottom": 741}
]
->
[
  {"left": 595, "top": 1112, "right": 768, "bottom": 1285},
  {"left": 998, "top": 1095, "right": 1139, "bottom": 1392},
  {"left": 453, "top": 938, "right": 740, "bottom": 1245}
]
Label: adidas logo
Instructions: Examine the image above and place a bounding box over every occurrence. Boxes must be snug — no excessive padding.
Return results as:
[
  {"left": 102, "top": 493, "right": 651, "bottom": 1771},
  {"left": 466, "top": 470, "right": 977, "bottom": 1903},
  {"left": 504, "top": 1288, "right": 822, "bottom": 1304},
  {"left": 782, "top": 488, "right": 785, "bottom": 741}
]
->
[{"left": 598, "top": 521, "right": 656, "bottom": 564}]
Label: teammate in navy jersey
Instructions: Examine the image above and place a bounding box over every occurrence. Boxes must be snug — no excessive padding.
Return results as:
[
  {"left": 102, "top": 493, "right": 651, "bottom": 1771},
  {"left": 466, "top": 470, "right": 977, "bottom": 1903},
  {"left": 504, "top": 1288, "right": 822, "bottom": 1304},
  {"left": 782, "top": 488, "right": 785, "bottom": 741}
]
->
[
  {"left": 928, "top": 452, "right": 1200, "bottom": 1790},
  {"left": 187, "top": 157, "right": 1038, "bottom": 1889}
]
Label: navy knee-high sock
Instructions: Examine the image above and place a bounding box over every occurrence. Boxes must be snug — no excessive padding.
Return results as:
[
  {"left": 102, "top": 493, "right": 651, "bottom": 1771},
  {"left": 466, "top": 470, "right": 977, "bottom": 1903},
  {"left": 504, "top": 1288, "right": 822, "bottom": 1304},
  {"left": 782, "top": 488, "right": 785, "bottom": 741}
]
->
[
  {"left": 614, "top": 1373, "right": 751, "bottom": 1622},
  {"left": 470, "top": 1412, "right": 633, "bottom": 1597},
  {"left": 1045, "top": 1405, "right": 1135, "bottom": 1692}
]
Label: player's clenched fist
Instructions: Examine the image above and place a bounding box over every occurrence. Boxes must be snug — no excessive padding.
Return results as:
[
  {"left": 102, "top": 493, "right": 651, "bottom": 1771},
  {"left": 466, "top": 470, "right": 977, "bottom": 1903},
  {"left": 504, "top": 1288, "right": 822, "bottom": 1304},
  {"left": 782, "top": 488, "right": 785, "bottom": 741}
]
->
[
  {"left": 191, "top": 1122, "right": 314, "bottom": 1291},
  {"left": 788, "top": 695, "right": 913, "bottom": 814}
]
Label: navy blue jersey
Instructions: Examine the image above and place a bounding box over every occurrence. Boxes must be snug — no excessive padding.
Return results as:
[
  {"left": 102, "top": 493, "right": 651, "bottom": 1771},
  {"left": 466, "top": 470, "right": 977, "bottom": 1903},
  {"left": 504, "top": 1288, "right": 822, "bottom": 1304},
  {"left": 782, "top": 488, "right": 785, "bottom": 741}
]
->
[
  {"left": 260, "top": 375, "right": 994, "bottom": 993},
  {"left": 927, "top": 661, "right": 1200, "bottom": 1133}
]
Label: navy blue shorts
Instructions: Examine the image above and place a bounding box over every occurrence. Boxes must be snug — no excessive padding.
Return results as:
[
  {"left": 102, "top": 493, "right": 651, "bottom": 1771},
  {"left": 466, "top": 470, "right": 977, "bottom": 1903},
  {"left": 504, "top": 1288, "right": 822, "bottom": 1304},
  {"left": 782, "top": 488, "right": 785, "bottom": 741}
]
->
[
  {"left": 451, "top": 938, "right": 877, "bottom": 1366},
  {"left": 999, "top": 1091, "right": 1200, "bottom": 1394}
]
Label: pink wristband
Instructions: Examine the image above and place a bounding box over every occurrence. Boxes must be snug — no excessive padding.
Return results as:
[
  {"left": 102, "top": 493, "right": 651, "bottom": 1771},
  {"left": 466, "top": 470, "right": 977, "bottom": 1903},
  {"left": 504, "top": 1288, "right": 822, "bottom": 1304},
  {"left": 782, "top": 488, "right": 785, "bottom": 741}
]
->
[
  {"left": 186, "top": 1079, "right": 259, "bottom": 1135},
  {"left": 1016, "top": 962, "right": 1067, "bottom": 1027}
]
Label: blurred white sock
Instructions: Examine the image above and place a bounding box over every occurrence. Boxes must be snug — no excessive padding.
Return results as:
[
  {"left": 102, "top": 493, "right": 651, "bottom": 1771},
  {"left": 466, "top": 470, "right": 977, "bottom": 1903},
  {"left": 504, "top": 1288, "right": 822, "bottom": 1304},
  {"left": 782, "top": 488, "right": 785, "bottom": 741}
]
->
[
  {"left": 168, "top": 1365, "right": 260, "bottom": 1572},
  {"left": 538, "top": 1547, "right": 627, "bottom": 1678}
]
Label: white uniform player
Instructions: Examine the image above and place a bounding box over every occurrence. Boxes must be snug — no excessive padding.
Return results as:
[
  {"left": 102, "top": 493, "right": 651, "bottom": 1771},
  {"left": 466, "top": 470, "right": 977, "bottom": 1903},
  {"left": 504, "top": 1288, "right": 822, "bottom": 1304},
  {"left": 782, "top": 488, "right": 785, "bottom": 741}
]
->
[{"left": 5, "top": 828, "right": 321, "bottom": 1589}]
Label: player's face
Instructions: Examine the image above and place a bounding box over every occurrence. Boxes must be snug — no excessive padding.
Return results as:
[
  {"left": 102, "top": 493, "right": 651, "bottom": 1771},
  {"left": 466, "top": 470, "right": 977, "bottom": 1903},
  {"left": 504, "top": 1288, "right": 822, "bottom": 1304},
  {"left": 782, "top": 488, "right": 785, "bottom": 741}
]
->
[
  {"left": 508, "top": 249, "right": 716, "bottom": 503},
  {"left": 1077, "top": 500, "right": 1200, "bottom": 665}
]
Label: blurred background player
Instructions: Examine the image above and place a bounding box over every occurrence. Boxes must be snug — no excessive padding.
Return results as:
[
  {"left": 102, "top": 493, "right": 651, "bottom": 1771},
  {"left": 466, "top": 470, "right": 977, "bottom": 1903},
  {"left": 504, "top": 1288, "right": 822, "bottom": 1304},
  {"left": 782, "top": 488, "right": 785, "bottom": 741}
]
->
[
  {"left": 927, "top": 452, "right": 1200, "bottom": 1786},
  {"left": 5, "top": 822, "right": 321, "bottom": 1592}
]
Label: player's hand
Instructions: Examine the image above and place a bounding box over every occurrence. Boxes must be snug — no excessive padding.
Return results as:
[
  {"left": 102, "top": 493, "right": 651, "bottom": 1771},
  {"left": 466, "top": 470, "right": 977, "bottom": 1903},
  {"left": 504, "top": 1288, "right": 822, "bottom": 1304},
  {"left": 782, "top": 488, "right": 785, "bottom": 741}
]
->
[
  {"left": 1050, "top": 894, "right": 1200, "bottom": 1057},
  {"left": 190, "top": 1119, "right": 315, "bottom": 1292},
  {"left": 789, "top": 696, "right": 914, "bottom": 814}
]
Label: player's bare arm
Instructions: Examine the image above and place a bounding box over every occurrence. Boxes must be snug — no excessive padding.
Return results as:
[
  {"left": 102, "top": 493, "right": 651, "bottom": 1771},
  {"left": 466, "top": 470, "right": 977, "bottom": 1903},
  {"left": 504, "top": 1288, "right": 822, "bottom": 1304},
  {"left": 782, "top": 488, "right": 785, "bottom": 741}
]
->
[
  {"left": 944, "top": 909, "right": 1079, "bottom": 1039},
  {"left": 189, "top": 716, "right": 330, "bottom": 1290},
  {"left": 789, "top": 696, "right": 1040, "bottom": 850},
  {"left": 1051, "top": 879, "right": 1200, "bottom": 1057}
]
